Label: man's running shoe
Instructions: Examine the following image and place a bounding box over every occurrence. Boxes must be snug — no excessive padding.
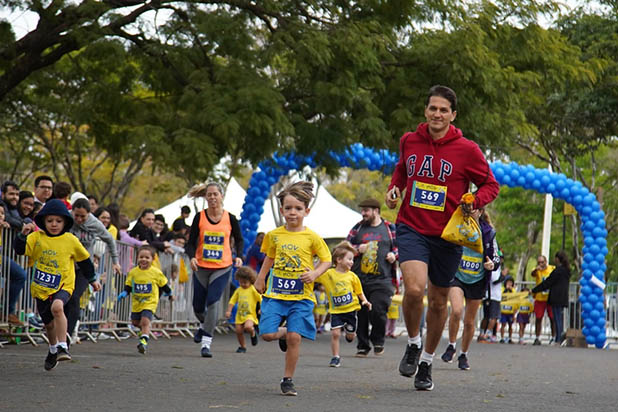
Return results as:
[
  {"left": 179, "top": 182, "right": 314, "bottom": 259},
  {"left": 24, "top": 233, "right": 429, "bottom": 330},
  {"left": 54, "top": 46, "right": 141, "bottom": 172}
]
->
[
  {"left": 533, "top": 338, "right": 541, "bottom": 346},
  {"left": 441, "top": 344, "right": 456, "bottom": 363},
  {"left": 374, "top": 346, "right": 385, "bottom": 356},
  {"left": 458, "top": 354, "right": 470, "bottom": 370},
  {"left": 355, "top": 349, "right": 369, "bottom": 358},
  {"left": 399, "top": 343, "right": 421, "bottom": 377},
  {"left": 44, "top": 351, "right": 58, "bottom": 371},
  {"left": 329, "top": 356, "right": 341, "bottom": 368},
  {"left": 56, "top": 347, "right": 71, "bottom": 362},
  {"left": 414, "top": 361, "right": 434, "bottom": 391},
  {"left": 280, "top": 377, "right": 297, "bottom": 396}
]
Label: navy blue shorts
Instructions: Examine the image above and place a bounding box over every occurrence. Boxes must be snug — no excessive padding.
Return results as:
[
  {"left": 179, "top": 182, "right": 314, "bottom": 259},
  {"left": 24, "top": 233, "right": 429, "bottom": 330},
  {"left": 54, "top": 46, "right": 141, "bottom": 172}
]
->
[
  {"left": 131, "top": 310, "right": 154, "bottom": 321},
  {"left": 330, "top": 312, "right": 358, "bottom": 333},
  {"left": 36, "top": 290, "right": 71, "bottom": 325},
  {"left": 396, "top": 223, "right": 463, "bottom": 287},
  {"left": 500, "top": 313, "right": 514, "bottom": 324}
]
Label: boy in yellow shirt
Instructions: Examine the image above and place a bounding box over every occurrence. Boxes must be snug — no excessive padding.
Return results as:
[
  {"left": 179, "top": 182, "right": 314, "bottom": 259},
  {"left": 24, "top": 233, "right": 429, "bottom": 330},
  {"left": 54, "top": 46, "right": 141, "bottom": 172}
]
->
[
  {"left": 254, "top": 181, "right": 331, "bottom": 396},
  {"left": 118, "top": 245, "right": 172, "bottom": 354},
  {"left": 225, "top": 266, "right": 262, "bottom": 353},
  {"left": 14, "top": 199, "right": 101, "bottom": 370},
  {"left": 318, "top": 241, "right": 371, "bottom": 368}
]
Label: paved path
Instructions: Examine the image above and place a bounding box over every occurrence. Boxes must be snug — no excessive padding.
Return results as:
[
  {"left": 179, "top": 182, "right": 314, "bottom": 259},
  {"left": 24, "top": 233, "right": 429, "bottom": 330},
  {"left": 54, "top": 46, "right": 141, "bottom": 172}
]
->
[{"left": 1, "top": 331, "right": 617, "bottom": 411}]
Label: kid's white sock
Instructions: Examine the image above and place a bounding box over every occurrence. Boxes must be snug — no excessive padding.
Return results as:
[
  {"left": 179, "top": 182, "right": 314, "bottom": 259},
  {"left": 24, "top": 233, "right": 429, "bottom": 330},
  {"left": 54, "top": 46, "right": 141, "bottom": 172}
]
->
[
  {"left": 460, "top": 351, "right": 468, "bottom": 356},
  {"left": 57, "top": 341, "right": 68, "bottom": 350},
  {"left": 419, "top": 350, "right": 434, "bottom": 365},
  {"left": 49, "top": 344, "right": 58, "bottom": 354},
  {"left": 201, "top": 335, "right": 213, "bottom": 349},
  {"left": 408, "top": 334, "right": 421, "bottom": 346},
  {"left": 449, "top": 341, "right": 457, "bottom": 348}
]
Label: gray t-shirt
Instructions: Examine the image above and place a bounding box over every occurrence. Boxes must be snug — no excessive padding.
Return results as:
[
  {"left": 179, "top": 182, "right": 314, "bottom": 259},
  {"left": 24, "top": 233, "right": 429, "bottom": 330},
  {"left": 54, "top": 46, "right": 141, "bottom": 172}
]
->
[
  {"left": 70, "top": 213, "right": 119, "bottom": 265},
  {"left": 350, "top": 222, "right": 393, "bottom": 286}
]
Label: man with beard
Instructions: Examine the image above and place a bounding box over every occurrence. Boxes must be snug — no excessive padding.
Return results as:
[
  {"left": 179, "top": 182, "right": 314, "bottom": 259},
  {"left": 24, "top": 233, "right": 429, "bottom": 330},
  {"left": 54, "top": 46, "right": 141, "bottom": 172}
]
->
[{"left": 346, "top": 198, "right": 398, "bottom": 357}]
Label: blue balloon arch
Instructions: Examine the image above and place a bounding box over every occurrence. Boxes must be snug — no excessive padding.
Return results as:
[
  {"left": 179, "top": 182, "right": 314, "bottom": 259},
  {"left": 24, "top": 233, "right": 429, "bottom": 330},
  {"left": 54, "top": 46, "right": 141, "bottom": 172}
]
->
[{"left": 238, "top": 144, "right": 608, "bottom": 348}]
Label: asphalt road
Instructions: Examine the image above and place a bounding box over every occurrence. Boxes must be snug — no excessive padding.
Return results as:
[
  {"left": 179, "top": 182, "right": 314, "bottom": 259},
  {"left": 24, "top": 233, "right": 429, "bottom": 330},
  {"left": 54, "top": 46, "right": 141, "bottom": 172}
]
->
[{"left": 1, "top": 331, "right": 617, "bottom": 412}]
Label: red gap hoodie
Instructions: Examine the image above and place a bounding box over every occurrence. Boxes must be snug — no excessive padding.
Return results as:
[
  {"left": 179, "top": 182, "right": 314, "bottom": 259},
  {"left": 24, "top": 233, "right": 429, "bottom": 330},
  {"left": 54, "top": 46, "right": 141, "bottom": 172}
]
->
[{"left": 388, "top": 123, "right": 499, "bottom": 237}]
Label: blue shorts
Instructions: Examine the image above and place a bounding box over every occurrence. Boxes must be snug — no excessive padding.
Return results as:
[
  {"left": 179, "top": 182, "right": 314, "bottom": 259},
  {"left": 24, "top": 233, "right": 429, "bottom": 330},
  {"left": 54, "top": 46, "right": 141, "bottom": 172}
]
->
[
  {"left": 259, "top": 297, "right": 316, "bottom": 340},
  {"left": 36, "top": 290, "right": 71, "bottom": 325},
  {"left": 131, "top": 310, "right": 153, "bottom": 321},
  {"left": 500, "top": 313, "right": 514, "bottom": 324},
  {"left": 517, "top": 313, "right": 530, "bottom": 324},
  {"left": 396, "top": 223, "right": 463, "bottom": 287},
  {"left": 331, "top": 312, "right": 358, "bottom": 333}
]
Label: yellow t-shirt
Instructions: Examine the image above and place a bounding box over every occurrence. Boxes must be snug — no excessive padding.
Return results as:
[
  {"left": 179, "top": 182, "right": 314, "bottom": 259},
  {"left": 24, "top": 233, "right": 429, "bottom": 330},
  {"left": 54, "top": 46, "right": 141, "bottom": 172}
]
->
[
  {"left": 125, "top": 266, "right": 168, "bottom": 313},
  {"left": 318, "top": 268, "right": 364, "bottom": 314},
  {"left": 108, "top": 224, "right": 118, "bottom": 240},
  {"left": 501, "top": 289, "right": 516, "bottom": 314},
  {"left": 26, "top": 231, "right": 90, "bottom": 300},
  {"left": 387, "top": 302, "right": 400, "bottom": 320},
  {"left": 313, "top": 290, "right": 328, "bottom": 315},
  {"left": 262, "top": 226, "right": 331, "bottom": 303},
  {"left": 516, "top": 299, "right": 534, "bottom": 315},
  {"left": 533, "top": 265, "right": 555, "bottom": 302},
  {"left": 229, "top": 285, "right": 262, "bottom": 324}
]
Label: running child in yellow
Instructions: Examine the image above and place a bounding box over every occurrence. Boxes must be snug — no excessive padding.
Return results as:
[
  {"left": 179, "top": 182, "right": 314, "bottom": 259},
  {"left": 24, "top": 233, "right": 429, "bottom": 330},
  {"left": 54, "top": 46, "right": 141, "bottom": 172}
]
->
[
  {"left": 14, "top": 199, "right": 101, "bottom": 370},
  {"left": 318, "top": 241, "right": 371, "bottom": 368},
  {"left": 118, "top": 245, "right": 173, "bottom": 354},
  {"left": 254, "top": 181, "right": 331, "bottom": 396},
  {"left": 225, "top": 266, "right": 262, "bottom": 353},
  {"left": 313, "top": 282, "right": 328, "bottom": 333}
]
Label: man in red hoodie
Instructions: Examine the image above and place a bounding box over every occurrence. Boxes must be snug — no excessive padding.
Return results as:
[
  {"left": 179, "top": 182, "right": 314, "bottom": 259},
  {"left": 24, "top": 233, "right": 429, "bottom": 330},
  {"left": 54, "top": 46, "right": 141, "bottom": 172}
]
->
[{"left": 386, "top": 85, "right": 499, "bottom": 391}]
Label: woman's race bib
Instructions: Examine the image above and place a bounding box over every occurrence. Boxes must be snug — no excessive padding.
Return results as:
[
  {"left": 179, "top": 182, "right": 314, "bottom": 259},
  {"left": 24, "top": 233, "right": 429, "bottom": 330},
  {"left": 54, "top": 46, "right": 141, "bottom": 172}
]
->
[{"left": 202, "top": 231, "right": 224, "bottom": 262}]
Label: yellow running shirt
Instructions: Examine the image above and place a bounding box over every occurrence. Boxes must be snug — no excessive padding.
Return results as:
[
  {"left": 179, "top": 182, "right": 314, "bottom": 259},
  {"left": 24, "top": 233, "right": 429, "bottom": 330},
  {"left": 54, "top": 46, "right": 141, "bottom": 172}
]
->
[
  {"left": 229, "top": 285, "right": 262, "bottom": 324},
  {"left": 125, "top": 266, "right": 168, "bottom": 313},
  {"left": 318, "top": 268, "right": 364, "bottom": 314}
]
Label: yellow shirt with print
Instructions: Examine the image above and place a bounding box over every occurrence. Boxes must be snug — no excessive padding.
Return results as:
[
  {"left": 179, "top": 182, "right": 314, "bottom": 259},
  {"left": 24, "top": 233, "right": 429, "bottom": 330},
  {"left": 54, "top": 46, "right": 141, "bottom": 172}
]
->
[
  {"left": 229, "top": 285, "right": 262, "bottom": 324},
  {"left": 262, "top": 226, "right": 331, "bottom": 303},
  {"left": 387, "top": 301, "right": 400, "bottom": 320},
  {"left": 126, "top": 266, "right": 168, "bottom": 313},
  {"left": 319, "top": 268, "right": 364, "bottom": 314},
  {"left": 26, "top": 231, "right": 90, "bottom": 300},
  {"left": 516, "top": 298, "right": 534, "bottom": 315},
  {"left": 532, "top": 265, "right": 555, "bottom": 302}
]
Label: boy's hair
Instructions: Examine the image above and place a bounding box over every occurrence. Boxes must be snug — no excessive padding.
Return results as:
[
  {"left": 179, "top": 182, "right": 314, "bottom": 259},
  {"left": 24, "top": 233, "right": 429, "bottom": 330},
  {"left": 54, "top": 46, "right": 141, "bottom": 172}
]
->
[
  {"left": 235, "top": 266, "right": 257, "bottom": 283},
  {"left": 332, "top": 240, "right": 356, "bottom": 265},
  {"left": 72, "top": 198, "right": 91, "bottom": 212},
  {"left": 137, "top": 245, "right": 156, "bottom": 258},
  {"left": 35, "top": 175, "right": 53, "bottom": 187},
  {"left": 277, "top": 181, "right": 314, "bottom": 208},
  {"left": 118, "top": 214, "right": 130, "bottom": 230},
  {"left": 53, "top": 181, "right": 72, "bottom": 199},
  {"left": 181, "top": 205, "right": 191, "bottom": 214},
  {"left": 426, "top": 85, "right": 457, "bottom": 112}
]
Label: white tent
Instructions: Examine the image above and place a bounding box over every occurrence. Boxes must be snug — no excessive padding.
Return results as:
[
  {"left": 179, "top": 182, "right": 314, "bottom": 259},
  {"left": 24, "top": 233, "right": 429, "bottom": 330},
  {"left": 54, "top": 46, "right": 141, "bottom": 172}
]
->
[{"left": 153, "top": 178, "right": 361, "bottom": 239}]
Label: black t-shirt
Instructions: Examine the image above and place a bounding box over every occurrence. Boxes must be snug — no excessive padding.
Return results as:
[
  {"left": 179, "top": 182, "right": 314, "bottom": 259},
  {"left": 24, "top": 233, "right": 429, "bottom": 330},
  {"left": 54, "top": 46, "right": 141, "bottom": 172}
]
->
[{"left": 350, "top": 222, "right": 393, "bottom": 286}]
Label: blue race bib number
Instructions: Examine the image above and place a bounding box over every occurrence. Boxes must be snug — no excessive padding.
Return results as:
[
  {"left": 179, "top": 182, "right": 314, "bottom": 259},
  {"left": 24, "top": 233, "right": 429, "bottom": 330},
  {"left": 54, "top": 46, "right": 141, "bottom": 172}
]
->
[
  {"left": 410, "top": 181, "right": 447, "bottom": 211},
  {"left": 202, "top": 247, "right": 223, "bottom": 261},
  {"left": 459, "top": 258, "right": 482, "bottom": 273},
  {"left": 134, "top": 283, "right": 153, "bottom": 294},
  {"left": 33, "top": 269, "right": 61, "bottom": 289},
  {"left": 332, "top": 292, "right": 353, "bottom": 307},
  {"left": 272, "top": 275, "right": 303, "bottom": 295},
  {"left": 204, "top": 231, "right": 224, "bottom": 246}
]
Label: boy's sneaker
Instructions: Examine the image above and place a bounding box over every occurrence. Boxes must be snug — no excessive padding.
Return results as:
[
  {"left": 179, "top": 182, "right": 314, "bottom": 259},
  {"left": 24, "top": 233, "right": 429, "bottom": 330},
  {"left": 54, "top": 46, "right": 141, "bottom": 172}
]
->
[
  {"left": 507, "top": 338, "right": 514, "bottom": 344},
  {"left": 499, "top": 338, "right": 505, "bottom": 344},
  {"left": 414, "top": 361, "right": 434, "bottom": 391},
  {"left": 374, "top": 346, "right": 385, "bottom": 356},
  {"left": 193, "top": 328, "right": 205, "bottom": 344},
  {"left": 458, "top": 354, "right": 470, "bottom": 370},
  {"left": 280, "top": 377, "right": 297, "bottom": 396},
  {"left": 137, "top": 338, "right": 148, "bottom": 354},
  {"left": 345, "top": 334, "right": 355, "bottom": 343},
  {"left": 441, "top": 344, "right": 456, "bottom": 363},
  {"left": 355, "top": 349, "right": 369, "bottom": 357},
  {"left": 56, "top": 347, "right": 71, "bottom": 362},
  {"left": 201, "top": 346, "right": 212, "bottom": 358},
  {"left": 278, "top": 337, "right": 288, "bottom": 352},
  {"left": 489, "top": 335, "right": 498, "bottom": 343},
  {"left": 399, "top": 343, "right": 421, "bottom": 377},
  {"left": 533, "top": 338, "right": 541, "bottom": 346},
  {"left": 329, "top": 356, "right": 341, "bottom": 368},
  {"left": 44, "top": 351, "right": 58, "bottom": 371},
  {"left": 251, "top": 333, "right": 258, "bottom": 346},
  {"left": 236, "top": 346, "right": 247, "bottom": 353}
]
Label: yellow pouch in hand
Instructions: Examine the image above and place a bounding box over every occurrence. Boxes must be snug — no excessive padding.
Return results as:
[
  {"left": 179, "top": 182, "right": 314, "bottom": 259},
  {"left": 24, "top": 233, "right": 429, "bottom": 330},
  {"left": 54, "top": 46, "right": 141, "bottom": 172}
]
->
[{"left": 440, "top": 206, "right": 483, "bottom": 253}]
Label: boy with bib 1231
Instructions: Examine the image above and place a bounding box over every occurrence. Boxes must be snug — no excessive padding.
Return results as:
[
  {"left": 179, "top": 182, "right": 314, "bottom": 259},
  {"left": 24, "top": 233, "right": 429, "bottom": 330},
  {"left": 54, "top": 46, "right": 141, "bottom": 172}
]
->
[
  {"left": 14, "top": 199, "right": 101, "bottom": 370},
  {"left": 118, "top": 245, "right": 173, "bottom": 354},
  {"left": 318, "top": 241, "right": 371, "bottom": 368},
  {"left": 254, "top": 181, "right": 332, "bottom": 396}
]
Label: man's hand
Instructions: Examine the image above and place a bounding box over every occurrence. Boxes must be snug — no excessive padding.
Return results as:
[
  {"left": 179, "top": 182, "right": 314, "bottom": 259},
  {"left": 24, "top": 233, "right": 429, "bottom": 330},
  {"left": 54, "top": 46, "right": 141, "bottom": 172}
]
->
[
  {"left": 483, "top": 256, "right": 495, "bottom": 271},
  {"left": 386, "top": 252, "right": 396, "bottom": 264},
  {"left": 90, "top": 281, "right": 102, "bottom": 292},
  {"left": 362, "top": 300, "right": 373, "bottom": 311},
  {"left": 385, "top": 187, "right": 401, "bottom": 209},
  {"left": 112, "top": 263, "right": 122, "bottom": 275},
  {"left": 461, "top": 202, "right": 474, "bottom": 217},
  {"left": 358, "top": 243, "right": 368, "bottom": 254}
]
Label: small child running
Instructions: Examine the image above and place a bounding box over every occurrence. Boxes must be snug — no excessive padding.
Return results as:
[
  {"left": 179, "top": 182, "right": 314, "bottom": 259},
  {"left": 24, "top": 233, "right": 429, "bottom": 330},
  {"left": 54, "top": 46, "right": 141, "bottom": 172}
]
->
[
  {"left": 118, "top": 245, "right": 173, "bottom": 354},
  {"left": 14, "top": 199, "right": 101, "bottom": 370},
  {"left": 225, "top": 266, "right": 262, "bottom": 353},
  {"left": 313, "top": 283, "right": 328, "bottom": 334},
  {"left": 318, "top": 241, "right": 371, "bottom": 368},
  {"left": 254, "top": 181, "right": 332, "bottom": 396},
  {"left": 499, "top": 276, "right": 516, "bottom": 344}
]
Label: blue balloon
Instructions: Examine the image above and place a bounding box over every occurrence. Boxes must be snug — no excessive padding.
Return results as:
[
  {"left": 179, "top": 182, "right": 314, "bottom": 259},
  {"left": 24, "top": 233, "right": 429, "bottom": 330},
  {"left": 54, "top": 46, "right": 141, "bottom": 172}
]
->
[
  {"left": 595, "top": 335, "right": 606, "bottom": 348},
  {"left": 579, "top": 293, "right": 588, "bottom": 304},
  {"left": 541, "top": 175, "right": 551, "bottom": 186},
  {"left": 502, "top": 175, "right": 513, "bottom": 186},
  {"left": 546, "top": 183, "right": 555, "bottom": 193},
  {"left": 582, "top": 326, "right": 590, "bottom": 336},
  {"left": 590, "top": 325, "right": 600, "bottom": 336},
  {"left": 572, "top": 195, "right": 583, "bottom": 206},
  {"left": 587, "top": 293, "right": 598, "bottom": 304},
  {"left": 589, "top": 244, "right": 600, "bottom": 255},
  {"left": 517, "top": 176, "right": 526, "bottom": 186},
  {"left": 589, "top": 261, "right": 600, "bottom": 272},
  {"left": 525, "top": 171, "right": 535, "bottom": 182},
  {"left": 593, "top": 227, "right": 604, "bottom": 238},
  {"left": 595, "top": 254, "right": 605, "bottom": 264},
  {"left": 581, "top": 302, "right": 592, "bottom": 313},
  {"left": 582, "top": 270, "right": 592, "bottom": 280},
  {"left": 595, "top": 237, "right": 607, "bottom": 247},
  {"left": 555, "top": 178, "right": 566, "bottom": 190},
  {"left": 595, "top": 301, "right": 606, "bottom": 312},
  {"left": 581, "top": 286, "right": 592, "bottom": 296},
  {"left": 560, "top": 188, "right": 570, "bottom": 198},
  {"left": 494, "top": 167, "right": 504, "bottom": 179},
  {"left": 510, "top": 169, "right": 520, "bottom": 179},
  {"left": 583, "top": 317, "right": 593, "bottom": 328},
  {"left": 586, "top": 334, "right": 596, "bottom": 345}
]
